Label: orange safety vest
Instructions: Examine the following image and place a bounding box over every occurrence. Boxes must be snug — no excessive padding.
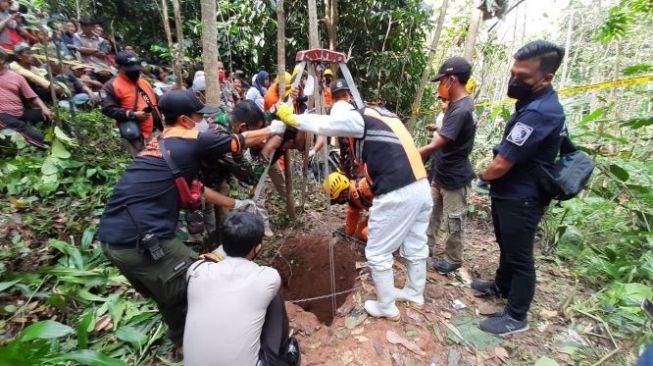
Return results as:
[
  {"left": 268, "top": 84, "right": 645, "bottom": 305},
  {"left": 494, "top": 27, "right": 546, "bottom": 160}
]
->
[{"left": 112, "top": 74, "right": 159, "bottom": 139}]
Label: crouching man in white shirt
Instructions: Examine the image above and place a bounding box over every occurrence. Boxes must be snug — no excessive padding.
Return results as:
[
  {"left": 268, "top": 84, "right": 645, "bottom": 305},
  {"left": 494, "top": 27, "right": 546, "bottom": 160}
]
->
[{"left": 183, "top": 212, "right": 301, "bottom": 366}]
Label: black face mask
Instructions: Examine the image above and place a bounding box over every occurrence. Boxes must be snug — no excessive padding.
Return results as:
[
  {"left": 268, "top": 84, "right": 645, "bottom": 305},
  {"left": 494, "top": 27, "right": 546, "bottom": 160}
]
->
[
  {"left": 125, "top": 70, "right": 141, "bottom": 82},
  {"left": 507, "top": 77, "right": 535, "bottom": 100}
]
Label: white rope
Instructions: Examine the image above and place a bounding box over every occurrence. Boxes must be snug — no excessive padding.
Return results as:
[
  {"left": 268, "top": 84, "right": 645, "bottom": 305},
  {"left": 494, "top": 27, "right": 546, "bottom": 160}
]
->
[{"left": 288, "top": 286, "right": 360, "bottom": 304}]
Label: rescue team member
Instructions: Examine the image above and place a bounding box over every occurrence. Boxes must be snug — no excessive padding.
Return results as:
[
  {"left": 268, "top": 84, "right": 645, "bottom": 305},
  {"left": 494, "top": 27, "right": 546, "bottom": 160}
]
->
[
  {"left": 98, "top": 90, "right": 287, "bottom": 346},
  {"left": 101, "top": 51, "right": 162, "bottom": 156},
  {"left": 418, "top": 57, "right": 476, "bottom": 274},
  {"left": 184, "top": 212, "right": 301, "bottom": 366},
  {"left": 324, "top": 171, "right": 373, "bottom": 242},
  {"left": 276, "top": 79, "right": 432, "bottom": 319},
  {"left": 475, "top": 41, "right": 567, "bottom": 336},
  {"left": 309, "top": 79, "right": 350, "bottom": 159},
  {"left": 322, "top": 68, "right": 334, "bottom": 108}
]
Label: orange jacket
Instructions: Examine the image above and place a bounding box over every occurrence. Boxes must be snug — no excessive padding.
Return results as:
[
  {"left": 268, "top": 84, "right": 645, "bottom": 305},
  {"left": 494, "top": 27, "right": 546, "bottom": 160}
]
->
[{"left": 101, "top": 74, "right": 160, "bottom": 139}]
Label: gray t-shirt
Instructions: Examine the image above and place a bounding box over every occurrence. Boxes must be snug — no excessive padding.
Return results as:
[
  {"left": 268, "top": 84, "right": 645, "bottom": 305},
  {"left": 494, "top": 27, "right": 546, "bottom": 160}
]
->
[{"left": 183, "top": 256, "right": 281, "bottom": 366}]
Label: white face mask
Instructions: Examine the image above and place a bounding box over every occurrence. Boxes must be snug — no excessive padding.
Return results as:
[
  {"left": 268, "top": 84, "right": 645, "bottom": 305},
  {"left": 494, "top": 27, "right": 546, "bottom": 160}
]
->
[{"left": 196, "top": 118, "right": 209, "bottom": 132}]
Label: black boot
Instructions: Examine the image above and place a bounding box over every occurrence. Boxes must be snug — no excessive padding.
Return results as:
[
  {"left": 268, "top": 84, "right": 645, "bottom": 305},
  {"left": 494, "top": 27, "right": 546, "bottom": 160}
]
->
[{"left": 286, "top": 337, "right": 301, "bottom": 366}]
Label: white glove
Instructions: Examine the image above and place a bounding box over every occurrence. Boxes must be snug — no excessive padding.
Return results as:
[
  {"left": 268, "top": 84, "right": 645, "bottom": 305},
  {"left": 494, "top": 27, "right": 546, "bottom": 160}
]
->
[
  {"left": 308, "top": 149, "right": 316, "bottom": 158},
  {"left": 233, "top": 199, "right": 257, "bottom": 211},
  {"left": 269, "top": 119, "right": 286, "bottom": 135}
]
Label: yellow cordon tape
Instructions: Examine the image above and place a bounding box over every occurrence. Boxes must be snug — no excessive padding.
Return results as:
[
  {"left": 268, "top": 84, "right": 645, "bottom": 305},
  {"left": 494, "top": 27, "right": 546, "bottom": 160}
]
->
[{"left": 413, "top": 74, "right": 653, "bottom": 117}]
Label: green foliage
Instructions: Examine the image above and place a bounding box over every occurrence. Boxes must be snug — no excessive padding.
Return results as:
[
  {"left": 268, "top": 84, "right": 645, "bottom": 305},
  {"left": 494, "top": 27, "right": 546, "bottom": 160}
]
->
[{"left": 596, "top": 0, "right": 653, "bottom": 42}]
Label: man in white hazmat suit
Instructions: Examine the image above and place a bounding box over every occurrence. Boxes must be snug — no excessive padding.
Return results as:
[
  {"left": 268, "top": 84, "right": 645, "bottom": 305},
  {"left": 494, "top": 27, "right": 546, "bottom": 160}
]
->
[{"left": 276, "top": 79, "right": 433, "bottom": 319}]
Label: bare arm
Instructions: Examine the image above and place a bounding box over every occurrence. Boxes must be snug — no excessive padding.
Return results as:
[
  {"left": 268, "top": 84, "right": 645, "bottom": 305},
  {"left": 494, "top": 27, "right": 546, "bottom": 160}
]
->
[
  {"left": 479, "top": 154, "right": 515, "bottom": 181},
  {"left": 418, "top": 134, "right": 449, "bottom": 161},
  {"left": 203, "top": 186, "right": 236, "bottom": 208}
]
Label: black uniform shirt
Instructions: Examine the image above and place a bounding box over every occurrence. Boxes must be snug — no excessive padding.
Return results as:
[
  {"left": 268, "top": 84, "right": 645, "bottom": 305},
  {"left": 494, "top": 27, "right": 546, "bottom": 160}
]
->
[
  {"left": 98, "top": 129, "right": 237, "bottom": 245},
  {"left": 490, "top": 86, "right": 566, "bottom": 202}
]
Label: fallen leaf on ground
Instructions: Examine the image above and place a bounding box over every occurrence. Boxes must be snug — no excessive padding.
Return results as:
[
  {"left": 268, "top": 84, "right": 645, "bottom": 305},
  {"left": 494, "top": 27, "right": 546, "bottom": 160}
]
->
[
  {"left": 94, "top": 314, "right": 112, "bottom": 332},
  {"left": 345, "top": 308, "right": 368, "bottom": 329},
  {"left": 477, "top": 302, "right": 503, "bottom": 316},
  {"left": 539, "top": 308, "right": 558, "bottom": 320},
  {"left": 386, "top": 330, "right": 426, "bottom": 356},
  {"left": 494, "top": 347, "right": 509, "bottom": 362}
]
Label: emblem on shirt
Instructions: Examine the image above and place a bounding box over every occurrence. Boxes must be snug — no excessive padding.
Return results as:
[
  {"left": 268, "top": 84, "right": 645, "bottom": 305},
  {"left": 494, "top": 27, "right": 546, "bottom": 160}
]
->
[{"left": 506, "top": 122, "right": 533, "bottom": 146}]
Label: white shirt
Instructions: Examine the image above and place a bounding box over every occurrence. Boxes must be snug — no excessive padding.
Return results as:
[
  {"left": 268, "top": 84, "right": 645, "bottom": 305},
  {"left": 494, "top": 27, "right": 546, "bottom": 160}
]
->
[
  {"left": 245, "top": 87, "right": 265, "bottom": 111},
  {"left": 183, "top": 256, "right": 281, "bottom": 366},
  {"left": 296, "top": 100, "right": 365, "bottom": 138}
]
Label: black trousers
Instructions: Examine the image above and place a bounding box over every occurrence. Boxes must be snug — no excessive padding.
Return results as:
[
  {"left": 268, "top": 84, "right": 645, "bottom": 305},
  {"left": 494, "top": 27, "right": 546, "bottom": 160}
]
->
[
  {"left": 259, "top": 294, "right": 291, "bottom": 365},
  {"left": 491, "top": 197, "right": 545, "bottom": 321},
  {"left": 0, "top": 111, "right": 47, "bottom": 147}
]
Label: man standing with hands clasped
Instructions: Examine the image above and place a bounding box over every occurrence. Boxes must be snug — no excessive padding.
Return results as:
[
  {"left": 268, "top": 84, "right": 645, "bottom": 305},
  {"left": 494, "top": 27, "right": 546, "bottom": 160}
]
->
[
  {"left": 418, "top": 57, "right": 477, "bottom": 275},
  {"left": 475, "top": 41, "right": 567, "bottom": 336}
]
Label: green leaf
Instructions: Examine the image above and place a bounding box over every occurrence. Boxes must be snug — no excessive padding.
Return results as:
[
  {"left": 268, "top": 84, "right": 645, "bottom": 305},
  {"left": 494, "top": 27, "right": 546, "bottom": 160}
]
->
[
  {"left": 114, "top": 325, "right": 147, "bottom": 346},
  {"left": 622, "top": 64, "right": 652, "bottom": 76},
  {"left": 75, "top": 289, "right": 106, "bottom": 302},
  {"left": 81, "top": 227, "right": 95, "bottom": 248},
  {"left": 534, "top": 357, "right": 559, "bottom": 366},
  {"left": 51, "top": 139, "right": 71, "bottom": 159},
  {"left": 40, "top": 156, "right": 59, "bottom": 175},
  {"left": 609, "top": 164, "right": 630, "bottom": 181},
  {"left": 53, "top": 350, "right": 127, "bottom": 366},
  {"left": 579, "top": 107, "right": 605, "bottom": 126},
  {"left": 49, "top": 239, "right": 84, "bottom": 269},
  {"left": 0, "top": 280, "right": 20, "bottom": 292},
  {"left": 53, "top": 126, "right": 77, "bottom": 146},
  {"left": 77, "top": 309, "right": 95, "bottom": 349},
  {"left": 20, "top": 320, "right": 74, "bottom": 341}
]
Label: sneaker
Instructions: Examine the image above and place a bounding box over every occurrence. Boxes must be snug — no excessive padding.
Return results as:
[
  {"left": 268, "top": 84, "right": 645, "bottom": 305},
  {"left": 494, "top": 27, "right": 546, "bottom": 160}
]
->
[
  {"left": 479, "top": 312, "right": 529, "bottom": 336},
  {"left": 471, "top": 279, "right": 504, "bottom": 299},
  {"left": 428, "top": 259, "right": 461, "bottom": 274}
]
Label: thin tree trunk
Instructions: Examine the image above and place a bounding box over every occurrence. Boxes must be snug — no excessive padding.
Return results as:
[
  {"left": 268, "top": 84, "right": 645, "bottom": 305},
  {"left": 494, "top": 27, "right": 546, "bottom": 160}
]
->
[
  {"left": 201, "top": 0, "right": 221, "bottom": 106},
  {"left": 75, "top": 0, "right": 81, "bottom": 21},
  {"left": 171, "top": 0, "right": 185, "bottom": 88},
  {"left": 464, "top": 7, "right": 483, "bottom": 60},
  {"left": 158, "top": 0, "right": 181, "bottom": 85},
  {"left": 560, "top": 8, "right": 574, "bottom": 88},
  {"left": 408, "top": 0, "right": 449, "bottom": 131},
  {"left": 277, "top": 0, "right": 295, "bottom": 219},
  {"left": 375, "top": 14, "right": 393, "bottom": 98},
  {"left": 325, "top": 0, "right": 338, "bottom": 50}
]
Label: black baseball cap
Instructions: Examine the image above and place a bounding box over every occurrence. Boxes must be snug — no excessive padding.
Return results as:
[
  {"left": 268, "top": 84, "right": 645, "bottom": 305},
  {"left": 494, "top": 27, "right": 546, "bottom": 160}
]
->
[
  {"left": 116, "top": 51, "right": 143, "bottom": 72},
  {"left": 158, "top": 89, "right": 219, "bottom": 116},
  {"left": 431, "top": 56, "right": 472, "bottom": 81},
  {"left": 331, "top": 78, "right": 350, "bottom": 94}
]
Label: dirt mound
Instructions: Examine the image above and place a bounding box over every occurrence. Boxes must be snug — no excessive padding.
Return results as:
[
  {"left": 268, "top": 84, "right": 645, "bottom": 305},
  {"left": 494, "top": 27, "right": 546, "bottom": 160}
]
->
[{"left": 269, "top": 233, "right": 361, "bottom": 325}]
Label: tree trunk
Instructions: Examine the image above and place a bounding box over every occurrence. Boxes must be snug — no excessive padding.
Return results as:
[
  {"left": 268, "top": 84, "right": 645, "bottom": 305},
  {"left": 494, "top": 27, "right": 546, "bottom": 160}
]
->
[
  {"left": 324, "top": 0, "right": 338, "bottom": 50},
  {"left": 464, "top": 7, "right": 483, "bottom": 61},
  {"left": 277, "top": 0, "right": 296, "bottom": 219},
  {"left": 201, "top": 0, "right": 221, "bottom": 106},
  {"left": 407, "top": 0, "right": 449, "bottom": 131},
  {"left": 560, "top": 8, "right": 575, "bottom": 88},
  {"left": 375, "top": 14, "right": 393, "bottom": 98},
  {"left": 171, "top": 0, "right": 185, "bottom": 88},
  {"left": 158, "top": 0, "right": 182, "bottom": 85},
  {"left": 75, "top": 0, "right": 81, "bottom": 21}
]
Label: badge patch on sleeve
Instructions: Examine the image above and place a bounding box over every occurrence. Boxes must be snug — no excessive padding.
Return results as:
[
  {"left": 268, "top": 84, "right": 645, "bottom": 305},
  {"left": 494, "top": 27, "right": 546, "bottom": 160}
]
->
[{"left": 506, "top": 122, "right": 534, "bottom": 146}]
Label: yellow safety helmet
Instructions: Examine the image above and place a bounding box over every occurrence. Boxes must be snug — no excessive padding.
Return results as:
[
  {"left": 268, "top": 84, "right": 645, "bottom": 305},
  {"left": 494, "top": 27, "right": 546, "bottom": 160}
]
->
[
  {"left": 465, "top": 76, "right": 477, "bottom": 94},
  {"left": 323, "top": 172, "right": 350, "bottom": 200},
  {"left": 275, "top": 71, "right": 293, "bottom": 98},
  {"left": 323, "top": 68, "right": 334, "bottom": 77}
]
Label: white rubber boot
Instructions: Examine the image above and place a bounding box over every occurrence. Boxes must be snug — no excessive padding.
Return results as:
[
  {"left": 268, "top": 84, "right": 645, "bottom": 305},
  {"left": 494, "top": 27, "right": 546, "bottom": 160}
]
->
[
  {"left": 364, "top": 269, "right": 400, "bottom": 320},
  {"left": 395, "top": 259, "right": 427, "bottom": 307}
]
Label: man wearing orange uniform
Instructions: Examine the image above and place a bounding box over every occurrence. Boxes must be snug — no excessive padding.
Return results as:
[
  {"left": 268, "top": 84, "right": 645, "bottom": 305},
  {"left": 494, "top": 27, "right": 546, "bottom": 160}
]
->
[{"left": 324, "top": 172, "right": 373, "bottom": 242}]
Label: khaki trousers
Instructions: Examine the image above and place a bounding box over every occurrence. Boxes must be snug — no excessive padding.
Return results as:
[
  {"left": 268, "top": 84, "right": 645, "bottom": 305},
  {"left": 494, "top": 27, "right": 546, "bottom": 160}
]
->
[{"left": 427, "top": 182, "right": 468, "bottom": 264}]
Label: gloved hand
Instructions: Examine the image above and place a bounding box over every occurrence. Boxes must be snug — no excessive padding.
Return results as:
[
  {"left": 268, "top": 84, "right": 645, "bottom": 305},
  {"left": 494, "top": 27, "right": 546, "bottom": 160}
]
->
[
  {"left": 308, "top": 149, "right": 316, "bottom": 158},
  {"left": 233, "top": 198, "right": 257, "bottom": 211},
  {"left": 269, "top": 119, "right": 286, "bottom": 135},
  {"left": 275, "top": 103, "right": 298, "bottom": 127}
]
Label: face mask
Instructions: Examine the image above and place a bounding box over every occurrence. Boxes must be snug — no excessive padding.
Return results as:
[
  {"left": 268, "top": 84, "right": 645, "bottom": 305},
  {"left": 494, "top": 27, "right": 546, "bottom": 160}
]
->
[
  {"left": 196, "top": 118, "right": 209, "bottom": 132},
  {"left": 125, "top": 70, "right": 140, "bottom": 82},
  {"left": 438, "top": 77, "right": 453, "bottom": 100},
  {"left": 507, "top": 77, "right": 536, "bottom": 100}
]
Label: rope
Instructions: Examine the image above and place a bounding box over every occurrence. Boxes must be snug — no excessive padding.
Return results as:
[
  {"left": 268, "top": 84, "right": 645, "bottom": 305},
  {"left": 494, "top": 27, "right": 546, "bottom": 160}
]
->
[{"left": 287, "top": 286, "right": 360, "bottom": 304}]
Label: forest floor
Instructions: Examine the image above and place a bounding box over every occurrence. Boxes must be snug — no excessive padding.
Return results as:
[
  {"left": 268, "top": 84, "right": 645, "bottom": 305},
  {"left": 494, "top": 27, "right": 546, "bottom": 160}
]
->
[{"left": 262, "top": 191, "right": 627, "bottom": 366}]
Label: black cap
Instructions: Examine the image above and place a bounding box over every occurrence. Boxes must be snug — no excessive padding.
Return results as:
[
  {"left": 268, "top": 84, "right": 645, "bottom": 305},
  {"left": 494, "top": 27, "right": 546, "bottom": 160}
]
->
[
  {"left": 431, "top": 56, "right": 472, "bottom": 81},
  {"left": 158, "top": 89, "right": 219, "bottom": 116},
  {"left": 116, "top": 51, "right": 143, "bottom": 72},
  {"left": 331, "top": 78, "right": 350, "bottom": 94}
]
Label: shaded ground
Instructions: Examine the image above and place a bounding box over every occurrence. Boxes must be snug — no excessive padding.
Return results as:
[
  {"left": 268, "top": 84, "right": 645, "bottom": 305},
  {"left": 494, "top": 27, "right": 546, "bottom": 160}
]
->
[{"left": 268, "top": 192, "right": 620, "bottom": 366}]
